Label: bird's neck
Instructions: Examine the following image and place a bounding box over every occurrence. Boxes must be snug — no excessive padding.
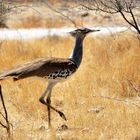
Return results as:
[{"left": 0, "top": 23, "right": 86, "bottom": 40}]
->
[{"left": 69, "top": 36, "right": 84, "bottom": 67}]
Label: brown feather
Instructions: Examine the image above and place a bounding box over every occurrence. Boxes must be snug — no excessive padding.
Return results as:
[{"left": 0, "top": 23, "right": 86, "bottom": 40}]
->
[{"left": 0, "top": 58, "right": 77, "bottom": 80}]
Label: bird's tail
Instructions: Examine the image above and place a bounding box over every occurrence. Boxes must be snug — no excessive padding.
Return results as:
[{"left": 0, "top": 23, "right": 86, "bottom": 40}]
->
[
  {"left": 0, "top": 68, "right": 21, "bottom": 81},
  {"left": 0, "top": 58, "right": 48, "bottom": 81}
]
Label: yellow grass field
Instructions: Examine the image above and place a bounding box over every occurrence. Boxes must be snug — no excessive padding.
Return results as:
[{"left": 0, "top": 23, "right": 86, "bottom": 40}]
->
[{"left": 0, "top": 31, "right": 140, "bottom": 140}]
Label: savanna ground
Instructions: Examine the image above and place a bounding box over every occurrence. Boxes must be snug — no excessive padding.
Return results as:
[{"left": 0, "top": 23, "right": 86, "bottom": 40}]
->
[{"left": 0, "top": 1, "right": 140, "bottom": 140}]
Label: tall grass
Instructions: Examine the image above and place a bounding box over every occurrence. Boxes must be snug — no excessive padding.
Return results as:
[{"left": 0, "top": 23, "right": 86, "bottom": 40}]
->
[{"left": 0, "top": 32, "right": 140, "bottom": 140}]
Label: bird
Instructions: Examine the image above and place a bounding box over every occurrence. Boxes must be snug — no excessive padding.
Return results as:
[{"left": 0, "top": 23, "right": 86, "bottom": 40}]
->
[{"left": 0, "top": 28, "right": 100, "bottom": 127}]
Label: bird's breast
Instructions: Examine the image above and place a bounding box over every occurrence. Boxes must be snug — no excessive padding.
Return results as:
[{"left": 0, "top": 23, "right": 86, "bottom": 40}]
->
[{"left": 44, "top": 68, "right": 76, "bottom": 82}]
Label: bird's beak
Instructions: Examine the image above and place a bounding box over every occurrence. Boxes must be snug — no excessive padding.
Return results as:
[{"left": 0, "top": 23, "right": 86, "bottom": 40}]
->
[{"left": 89, "top": 29, "right": 100, "bottom": 33}]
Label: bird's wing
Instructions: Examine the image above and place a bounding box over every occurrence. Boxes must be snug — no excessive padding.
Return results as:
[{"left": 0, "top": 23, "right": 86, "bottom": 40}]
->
[{"left": 0, "top": 58, "right": 77, "bottom": 80}]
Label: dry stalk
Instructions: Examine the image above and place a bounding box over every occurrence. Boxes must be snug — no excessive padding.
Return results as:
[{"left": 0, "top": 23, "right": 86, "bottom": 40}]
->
[
  {"left": 93, "top": 95, "right": 140, "bottom": 110},
  {"left": 0, "top": 85, "right": 12, "bottom": 138}
]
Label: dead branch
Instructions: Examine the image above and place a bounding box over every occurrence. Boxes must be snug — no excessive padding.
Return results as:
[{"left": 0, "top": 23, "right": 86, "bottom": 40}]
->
[
  {"left": 43, "top": 1, "right": 78, "bottom": 28},
  {"left": 79, "top": 0, "right": 140, "bottom": 34},
  {"left": 0, "top": 85, "right": 11, "bottom": 138},
  {"left": 129, "top": 7, "right": 140, "bottom": 34}
]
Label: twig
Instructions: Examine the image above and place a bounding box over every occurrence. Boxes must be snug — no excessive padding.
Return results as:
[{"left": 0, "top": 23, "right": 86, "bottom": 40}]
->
[
  {"left": 80, "top": 3, "right": 118, "bottom": 14},
  {"left": 0, "top": 111, "right": 6, "bottom": 120},
  {"left": 7, "top": 4, "right": 42, "bottom": 15},
  {"left": 93, "top": 95, "right": 140, "bottom": 110},
  {"left": 0, "top": 85, "right": 11, "bottom": 137},
  {"left": 127, "top": 79, "right": 140, "bottom": 96},
  {"left": 44, "top": 1, "right": 78, "bottom": 28},
  {"left": 129, "top": 7, "right": 140, "bottom": 34},
  {"left": 0, "top": 121, "right": 7, "bottom": 128}
]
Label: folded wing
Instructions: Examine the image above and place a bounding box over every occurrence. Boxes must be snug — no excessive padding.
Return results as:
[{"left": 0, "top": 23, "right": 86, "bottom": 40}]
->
[{"left": 0, "top": 58, "right": 77, "bottom": 80}]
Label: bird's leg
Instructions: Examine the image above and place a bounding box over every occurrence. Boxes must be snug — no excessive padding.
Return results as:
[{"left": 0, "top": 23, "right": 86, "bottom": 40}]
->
[
  {"left": 40, "top": 97, "right": 67, "bottom": 121},
  {"left": 46, "top": 92, "right": 51, "bottom": 127},
  {"left": 39, "top": 82, "right": 67, "bottom": 123}
]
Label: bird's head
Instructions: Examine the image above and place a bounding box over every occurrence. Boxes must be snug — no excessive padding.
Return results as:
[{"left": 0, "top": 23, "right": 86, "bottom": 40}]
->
[{"left": 69, "top": 28, "right": 100, "bottom": 39}]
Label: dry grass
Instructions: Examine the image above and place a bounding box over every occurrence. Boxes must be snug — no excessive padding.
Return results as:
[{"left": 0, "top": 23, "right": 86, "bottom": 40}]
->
[{"left": 0, "top": 32, "right": 140, "bottom": 140}]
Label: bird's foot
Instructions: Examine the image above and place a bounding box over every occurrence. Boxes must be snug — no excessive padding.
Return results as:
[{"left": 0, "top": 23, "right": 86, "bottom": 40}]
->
[
  {"left": 39, "top": 97, "right": 46, "bottom": 105},
  {"left": 58, "top": 111, "right": 67, "bottom": 121}
]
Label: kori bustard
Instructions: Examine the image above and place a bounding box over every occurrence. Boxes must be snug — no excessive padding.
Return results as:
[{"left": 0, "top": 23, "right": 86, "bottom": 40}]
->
[{"left": 0, "top": 28, "right": 99, "bottom": 127}]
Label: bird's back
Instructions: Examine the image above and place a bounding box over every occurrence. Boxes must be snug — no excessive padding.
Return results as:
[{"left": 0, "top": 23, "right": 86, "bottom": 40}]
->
[{"left": 0, "top": 58, "right": 77, "bottom": 81}]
